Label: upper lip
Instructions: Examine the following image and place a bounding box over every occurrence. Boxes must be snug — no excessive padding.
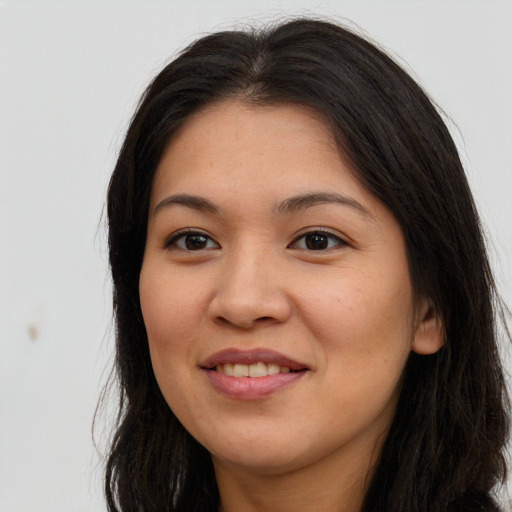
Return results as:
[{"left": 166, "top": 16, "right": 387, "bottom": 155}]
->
[{"left": 199, "top": 348, "right": 309, "bottom": 371}]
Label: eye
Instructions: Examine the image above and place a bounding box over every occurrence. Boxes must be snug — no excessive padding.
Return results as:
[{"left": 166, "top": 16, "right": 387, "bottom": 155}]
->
[
  {"left": 165, "top": 230, "right": 220, "bottom": 251},
  {"left": 289, "top": 230, "right": 347, "bottom": 251}
]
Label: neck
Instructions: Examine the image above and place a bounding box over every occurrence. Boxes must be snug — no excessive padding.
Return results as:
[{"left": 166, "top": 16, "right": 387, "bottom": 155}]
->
[{"left": 214, "top": 431, "right": 385, "bottom": 512}]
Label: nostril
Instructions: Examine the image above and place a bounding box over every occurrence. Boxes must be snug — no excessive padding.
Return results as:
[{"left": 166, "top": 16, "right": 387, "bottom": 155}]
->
[
  {"left": 208, "top": 288, "right": 292, "bottom": 328},
  {"left": 213, "top": 314, "right": 277, "bottom": 330}
]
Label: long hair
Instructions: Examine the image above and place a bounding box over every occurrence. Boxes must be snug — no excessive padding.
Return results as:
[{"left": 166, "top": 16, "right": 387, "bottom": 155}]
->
[{"left": 104, "top": 18, "right": 509, "bottom": 511}]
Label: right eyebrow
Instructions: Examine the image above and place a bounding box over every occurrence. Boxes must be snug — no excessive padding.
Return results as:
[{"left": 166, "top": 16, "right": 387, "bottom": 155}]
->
[{"left": 153, "top": 194, "right": 219, "bottom": 215}]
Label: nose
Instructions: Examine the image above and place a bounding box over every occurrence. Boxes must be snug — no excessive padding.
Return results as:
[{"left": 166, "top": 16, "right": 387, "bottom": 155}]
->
[{"left": 208, "top": 249, "right": 292, "bottom": 329}]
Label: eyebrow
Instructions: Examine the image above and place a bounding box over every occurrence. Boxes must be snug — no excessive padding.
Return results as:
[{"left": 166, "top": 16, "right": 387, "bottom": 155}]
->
[
  {"left": 154, "top": 194, "right": 219, "bottom": 215},
  {"left": 153, "top": 191, "right": 374, "bottom": 220},
  {"left": 274, "top": 192, "right": 374, "bottom": 220}
]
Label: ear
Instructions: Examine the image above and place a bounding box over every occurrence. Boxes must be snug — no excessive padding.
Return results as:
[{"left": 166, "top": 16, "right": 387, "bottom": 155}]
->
[{"left": 411, "top": 298, "right": 445, "bottom": 355}]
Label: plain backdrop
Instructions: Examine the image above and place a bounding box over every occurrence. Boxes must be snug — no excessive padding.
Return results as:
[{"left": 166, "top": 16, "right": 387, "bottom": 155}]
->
[{"left": 0, "top": 1, "right": 511, "bottom": 510}]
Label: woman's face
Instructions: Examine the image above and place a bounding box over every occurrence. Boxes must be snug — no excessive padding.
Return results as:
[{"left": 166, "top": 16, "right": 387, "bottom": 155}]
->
[{"left": 139, "top": 100, "right": 442, "bottom": 476}]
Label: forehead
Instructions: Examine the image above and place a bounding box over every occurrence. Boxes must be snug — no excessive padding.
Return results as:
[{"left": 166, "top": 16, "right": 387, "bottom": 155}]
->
[
  {"left": 151, "top": 99, "right": 372, "bottom": 208},
  {"left": 161, "top": 100, "right": 338, "bottom": 167}
]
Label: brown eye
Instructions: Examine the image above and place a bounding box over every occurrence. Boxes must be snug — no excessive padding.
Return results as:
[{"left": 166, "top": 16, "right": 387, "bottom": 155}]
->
[
  {"left": 184, "top": 234, "right": 208, "bottom": 250},
  {"left": 166, "top": 231, "right": 220, "bottom": 251},
  {"left": 305, "top": 233, "right": 329, "bottom": 250},
  {"left": 290, "top": 231, "right": 346, "bottom": 251}
]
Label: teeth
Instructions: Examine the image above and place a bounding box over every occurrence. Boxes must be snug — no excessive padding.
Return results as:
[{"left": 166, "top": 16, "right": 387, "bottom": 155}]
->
[
  {"left": 215, "top": 362, "right": 295, "bottom": 377},
  {"left": 249, "top": 362, "right": 267, "bottom": 377},
  {"left": 267, "top": 363, "right": 280, "bottom": 375},
  {"left": 233, "top": 363, "right": 249, "bottom": 377}
]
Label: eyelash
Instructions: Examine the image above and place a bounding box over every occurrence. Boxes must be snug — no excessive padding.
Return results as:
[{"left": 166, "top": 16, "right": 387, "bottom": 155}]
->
[{"left": 164, "top": 228, "right": 348, "bottom": 252}]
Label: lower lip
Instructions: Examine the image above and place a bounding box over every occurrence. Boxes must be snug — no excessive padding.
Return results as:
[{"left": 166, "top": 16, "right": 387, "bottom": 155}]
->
[{"left": 203, "top": 369, "right": 307, "bottom": 400}]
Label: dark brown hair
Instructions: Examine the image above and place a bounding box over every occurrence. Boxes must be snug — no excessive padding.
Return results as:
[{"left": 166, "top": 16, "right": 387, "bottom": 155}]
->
[{"left": 104, "top": 18, "right": 509, "bottom": 511}]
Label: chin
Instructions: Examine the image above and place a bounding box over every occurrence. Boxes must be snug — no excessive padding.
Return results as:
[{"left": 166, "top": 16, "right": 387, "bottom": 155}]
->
[
  {"left": 211, "top": 445, "right": 308, "bottom": 475},
  {"left": 204, "top": 426, "right": 335, "bottom": 476}
]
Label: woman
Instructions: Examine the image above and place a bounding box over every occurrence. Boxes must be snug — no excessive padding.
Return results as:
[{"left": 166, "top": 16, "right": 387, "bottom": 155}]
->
[{"left": 104, "top": 18, "right": 509, "bottom": 511}]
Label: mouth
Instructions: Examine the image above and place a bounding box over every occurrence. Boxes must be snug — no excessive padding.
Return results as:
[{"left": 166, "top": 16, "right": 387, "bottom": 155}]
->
[
  {"left": 199, "top": 348, "right": 309, "bottom": 374},
  {"left": 213, "top": 362, "right": 301, "bottom": 377},
  {"left": 199, "top": 349, "right": 310, "bottom": 399}
]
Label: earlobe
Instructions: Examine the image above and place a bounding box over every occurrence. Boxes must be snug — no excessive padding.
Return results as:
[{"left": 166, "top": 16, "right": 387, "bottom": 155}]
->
[{"left": 411, "top": 300, "right": 445, "bottom": 355}]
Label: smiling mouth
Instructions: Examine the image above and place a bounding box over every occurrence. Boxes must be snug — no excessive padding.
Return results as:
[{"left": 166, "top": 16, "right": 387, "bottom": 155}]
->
[
  {"left": 200, "top": 349, "right": 310, "bottom": 383},
  {"left": 213, "top": 362, "right": 302, "bottom": 377},
  {"left": 200, "top": 349, "right": 309, "bottom": 399}
]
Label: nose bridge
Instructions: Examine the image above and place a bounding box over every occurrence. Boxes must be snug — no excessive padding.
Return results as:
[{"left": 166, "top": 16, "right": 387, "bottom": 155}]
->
[{"left": 209, "top": 240, "right": 291, "bottom": 328}]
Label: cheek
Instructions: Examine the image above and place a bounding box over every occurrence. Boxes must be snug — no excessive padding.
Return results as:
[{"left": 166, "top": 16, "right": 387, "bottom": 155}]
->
[
  {"left": 139, "top": 270, "right": 208, "bottom": 423},
  {"left": 299, "top": 270, "right": 413, "bottom": 422},
  {"left": 304, "top": 267, "right": 412, "bottom": 329},
  {"left": 140, "top": 260, "right": 204, "bottom": 337},
  {"left": 139, "top": 264, "right": 205, "bottom": 381},
  {"left": 298, "top": 267, "right": 414, "bottom": 374}
]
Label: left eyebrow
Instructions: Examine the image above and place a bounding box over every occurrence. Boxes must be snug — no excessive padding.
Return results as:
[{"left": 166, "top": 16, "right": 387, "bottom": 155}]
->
[{"left": 273, "top": 192, "right": 375, "bottom": 221}]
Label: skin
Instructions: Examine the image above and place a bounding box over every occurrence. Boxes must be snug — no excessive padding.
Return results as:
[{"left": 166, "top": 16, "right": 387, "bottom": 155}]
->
[{"left": 139, "top": 99, "right": 443, "bottom": 512}]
